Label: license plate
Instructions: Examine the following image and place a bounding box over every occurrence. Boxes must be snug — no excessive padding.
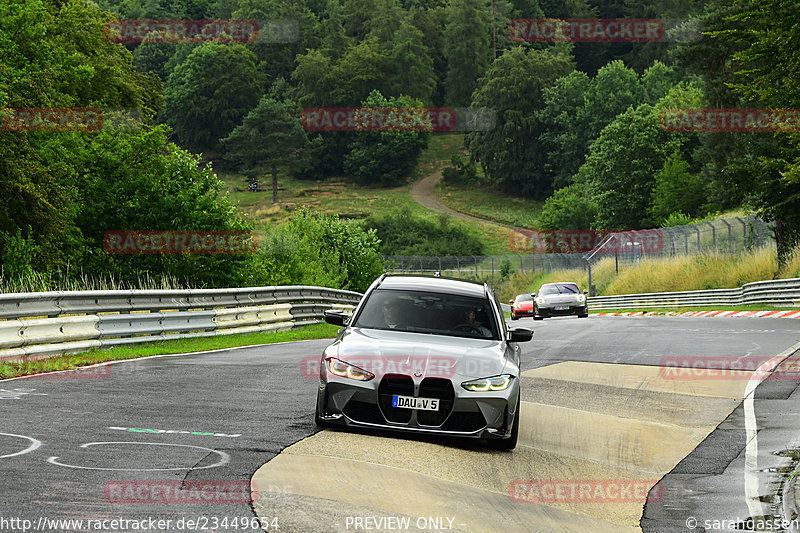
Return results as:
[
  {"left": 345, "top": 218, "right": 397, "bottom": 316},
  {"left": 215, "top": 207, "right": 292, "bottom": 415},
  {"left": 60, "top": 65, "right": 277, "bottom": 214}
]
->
[
  {"left": 392, "top": 395, "right": 439, "bottom": 411},
  {"left": 554, "top": 306, "right": 569, "bottom": 311}
]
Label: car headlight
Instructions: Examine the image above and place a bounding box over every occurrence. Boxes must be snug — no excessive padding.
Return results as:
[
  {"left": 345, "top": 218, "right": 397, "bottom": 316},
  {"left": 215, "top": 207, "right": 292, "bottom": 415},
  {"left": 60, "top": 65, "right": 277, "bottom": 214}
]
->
[
  {"left": 577, "top": 294, "right": 586, "bottom": 303},
  {"left": 535, "top": 297, "right": 546, "bottom": 305},
  {"left": 461, "top": 374, "right": 514, "bottom": 392},
  {"left": 326, "top": 357, "right": 374, "bottom": 381}
]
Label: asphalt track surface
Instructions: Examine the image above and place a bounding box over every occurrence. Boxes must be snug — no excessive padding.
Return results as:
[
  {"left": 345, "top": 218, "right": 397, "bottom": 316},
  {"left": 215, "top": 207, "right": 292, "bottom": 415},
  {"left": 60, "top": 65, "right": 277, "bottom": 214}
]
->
[{"left": 1, "top": 316, "right": 799, "bottom": 533}]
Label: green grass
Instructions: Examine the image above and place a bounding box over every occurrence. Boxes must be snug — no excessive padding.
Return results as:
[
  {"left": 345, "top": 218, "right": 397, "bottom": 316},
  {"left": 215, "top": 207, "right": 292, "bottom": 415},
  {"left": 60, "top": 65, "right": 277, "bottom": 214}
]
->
[
  {"left": 436, "top": 181, "right": 543, "bottom": 229},
  {"left": 1, "top": 322, "right": 341, "bottom": 380},
  {"left": 411, "top": 133, "right": 465, "bottom": 180},
  {"left": 217, "top": 136, "right": 519, "bottom": 255},
  {"left": 590, "top": 305, "right": 799, "bottom": 314}
]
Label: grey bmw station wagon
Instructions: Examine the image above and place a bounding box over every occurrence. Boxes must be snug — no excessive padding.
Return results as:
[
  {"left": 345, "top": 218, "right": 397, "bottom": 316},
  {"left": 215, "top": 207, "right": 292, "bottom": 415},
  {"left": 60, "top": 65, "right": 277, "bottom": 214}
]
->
[{"left": 315, "top": 274, "right": 533, "bottom": 450}]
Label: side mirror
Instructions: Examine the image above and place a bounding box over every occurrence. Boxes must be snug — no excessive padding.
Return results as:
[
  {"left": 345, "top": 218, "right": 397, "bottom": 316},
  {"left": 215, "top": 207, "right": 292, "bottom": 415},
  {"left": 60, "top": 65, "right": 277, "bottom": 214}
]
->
[
  {"left": 509, "top": 300, "right": 514, "bottom": 305},
  {"left": 324, "top": 309, "right": 348, "bottom": 326},
  {"left": 583, "top": 290, "right": 589, "bottom": 295},
  {"left": 508, "top": 327, "right": 533, "bottom": 342},
  {"left": 531, "top": 292, "right": 537, "bottom": 298}
]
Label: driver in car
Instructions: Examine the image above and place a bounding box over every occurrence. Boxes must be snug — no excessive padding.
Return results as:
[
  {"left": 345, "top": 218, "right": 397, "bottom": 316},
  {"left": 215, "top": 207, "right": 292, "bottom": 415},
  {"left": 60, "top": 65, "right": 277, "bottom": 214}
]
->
[
  {"left": 379, "top": 299, "right": 402, "bottom": 329},
  {"left": 456, "top": 307, "right": 492, "bottom": 337}
]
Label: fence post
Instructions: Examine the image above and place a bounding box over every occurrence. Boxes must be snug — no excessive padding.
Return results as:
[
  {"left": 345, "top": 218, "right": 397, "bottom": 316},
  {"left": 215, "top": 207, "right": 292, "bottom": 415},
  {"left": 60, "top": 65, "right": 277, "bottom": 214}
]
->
[
  {"left": 587, "top": 257, "right": 594, "bottom": 297},
  {"left": 705, "top": 221, "right": 716, "bottom": 251},
  {"left": 720, "top": 219, "right": 732, "bottom": 254},
  {"left": 472, "top": 256, "right": 478, "bottom": 277},
  {"left": 736, "top": 217, "right": 747, "bottom": 251},
  {"left": 694, "top": 225, "right": 701, "bottom": 252},
  {"left": 490, "top": 256, "right": 494, "bottom": 278},
  {"left": 680, "top": 226, "right": 689, "bottom": 255}
]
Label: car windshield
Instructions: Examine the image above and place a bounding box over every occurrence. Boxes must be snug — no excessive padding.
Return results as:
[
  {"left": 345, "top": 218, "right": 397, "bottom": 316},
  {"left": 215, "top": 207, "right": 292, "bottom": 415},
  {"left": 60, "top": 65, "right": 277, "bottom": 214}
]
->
[
  {"left": 514, "top": 294, "right": 533, "bottom": 302},
  {"left": 353, "top": 289, "right": 499, "bottom": 340},
  {"left": 540, "top": 284, "right": 580, "bottom": 295}
]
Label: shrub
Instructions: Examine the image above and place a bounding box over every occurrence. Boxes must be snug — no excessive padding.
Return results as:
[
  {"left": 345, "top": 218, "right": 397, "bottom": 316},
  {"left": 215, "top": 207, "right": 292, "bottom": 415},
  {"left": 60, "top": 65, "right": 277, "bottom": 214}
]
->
[
  {"left": 1, "top": 227, "right": 40, "bottom": 281},
  {"left": 261, "top": 210, "right": 384, "bottom": 292},
  {"left": 441, "top": 154, "right": 479, "bottom": 185},
  {"left": 362, "top": 207, "right": 485, "bottom": 257},
  {"left": 537, "top": 183, "right": 598, "bottom": 230}
]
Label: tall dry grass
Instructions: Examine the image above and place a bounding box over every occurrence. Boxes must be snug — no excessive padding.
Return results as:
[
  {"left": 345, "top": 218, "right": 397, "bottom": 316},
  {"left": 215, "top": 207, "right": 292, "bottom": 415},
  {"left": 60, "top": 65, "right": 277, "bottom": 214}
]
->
[
  {"left": 778, "top": 243, "right": 800, "bottom": 279},
  {"left": 604, "top": 247, "right": 777, "bottom": 295},
  {"left": 495, "top": 245, "right": 794, "bottom": 300}
]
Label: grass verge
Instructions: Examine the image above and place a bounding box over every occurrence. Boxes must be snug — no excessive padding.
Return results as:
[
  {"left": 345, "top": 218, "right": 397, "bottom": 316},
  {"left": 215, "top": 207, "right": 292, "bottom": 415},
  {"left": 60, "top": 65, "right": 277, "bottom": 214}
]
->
[
  {"left": 436, "top": 181, "right": 542, "bottom": 229},
  {"left": 491, "top": 245, "right": 797, "bottom": 302},
  {"left": 590, "top": 305, "right": 799, "bottom": 314},
  {"left": 1, "top": 322, "right": 340, "bottom": 380},
  {"left": 218, "top": 134, "right": 517, "bottom": 254}
]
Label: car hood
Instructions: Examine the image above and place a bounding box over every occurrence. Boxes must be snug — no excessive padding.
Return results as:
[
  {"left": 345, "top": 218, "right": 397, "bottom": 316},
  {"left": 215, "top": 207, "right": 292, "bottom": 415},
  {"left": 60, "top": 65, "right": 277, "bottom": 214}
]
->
[
  {"left": 326, "top": 327, "right": 511, "bottom": 380},
  {"left": 513, "top": 301, "right": 533, "bottom": 309}
]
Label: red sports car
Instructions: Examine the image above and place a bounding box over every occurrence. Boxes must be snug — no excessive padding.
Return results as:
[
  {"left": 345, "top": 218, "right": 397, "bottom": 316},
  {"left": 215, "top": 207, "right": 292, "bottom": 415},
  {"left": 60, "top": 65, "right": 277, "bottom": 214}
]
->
[{"left": 509, "top": 293, "right": 534, "bottom": 320}]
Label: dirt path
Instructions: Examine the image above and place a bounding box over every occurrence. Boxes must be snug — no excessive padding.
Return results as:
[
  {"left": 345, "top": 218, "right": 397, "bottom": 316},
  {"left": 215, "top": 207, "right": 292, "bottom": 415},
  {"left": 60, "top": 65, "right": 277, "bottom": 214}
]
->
[{"left": 409, "top": 171, "right": 529, "bottom": 233}]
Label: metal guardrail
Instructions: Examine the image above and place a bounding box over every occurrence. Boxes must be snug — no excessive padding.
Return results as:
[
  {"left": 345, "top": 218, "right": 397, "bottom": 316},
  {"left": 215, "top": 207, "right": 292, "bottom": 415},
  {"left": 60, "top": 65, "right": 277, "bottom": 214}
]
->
[
  {"left": 588, "top": 278, "right": 800, "bottom": 310},
  {"left": 0, "top": 286, "right": 362, "bottom": 362}
]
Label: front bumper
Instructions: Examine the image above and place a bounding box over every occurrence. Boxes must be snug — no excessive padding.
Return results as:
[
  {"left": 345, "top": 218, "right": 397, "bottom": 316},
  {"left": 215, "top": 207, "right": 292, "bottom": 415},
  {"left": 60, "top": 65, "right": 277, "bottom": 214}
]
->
[
  {"left": 317, "top": 374, "right": 519, "bottom": 440},
  {"left": 537, "top": 304, "right": 587, "bottom": 317}
]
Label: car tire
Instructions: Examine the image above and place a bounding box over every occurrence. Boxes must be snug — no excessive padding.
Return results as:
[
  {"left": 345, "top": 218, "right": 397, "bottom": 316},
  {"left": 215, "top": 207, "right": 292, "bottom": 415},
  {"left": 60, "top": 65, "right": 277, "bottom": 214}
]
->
[
  {"left": 511, "top": 315, "right": 518, "bottom": 321},
  {"left": 314, "top": 394, "right": 328, "bottom": 428},
  {"left": 488, "top": 396, "right": 520, "bottom": 451},
  {"left": 533, "top": 316, "right": 544, "bottom": 321}
]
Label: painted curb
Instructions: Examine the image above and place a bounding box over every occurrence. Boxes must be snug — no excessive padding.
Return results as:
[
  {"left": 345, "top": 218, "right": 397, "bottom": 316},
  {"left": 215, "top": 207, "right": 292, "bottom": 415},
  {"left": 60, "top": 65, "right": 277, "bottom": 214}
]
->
[{"left": 591, "top": 310, "right": 800, "bottom": 319}]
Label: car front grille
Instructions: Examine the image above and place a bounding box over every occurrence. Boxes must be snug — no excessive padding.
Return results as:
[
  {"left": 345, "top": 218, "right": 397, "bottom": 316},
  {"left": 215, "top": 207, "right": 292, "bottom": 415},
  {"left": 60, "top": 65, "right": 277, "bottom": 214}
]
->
[
  {"left": 417, "top": 378, "right": 455, "bottom": 427},
  {"left": 378, "top": 374, "right": 414, "bottom": 423}
]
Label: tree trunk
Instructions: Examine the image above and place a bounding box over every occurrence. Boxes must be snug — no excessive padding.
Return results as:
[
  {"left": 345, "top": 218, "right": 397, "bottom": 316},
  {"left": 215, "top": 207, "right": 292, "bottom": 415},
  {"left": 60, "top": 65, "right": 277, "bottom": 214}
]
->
[
  {"left": 272, "top": 163, "right": 278, "bottom": 204},
  {"left": 774, "top": 216, "right": 800, "bottom": 268}
]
